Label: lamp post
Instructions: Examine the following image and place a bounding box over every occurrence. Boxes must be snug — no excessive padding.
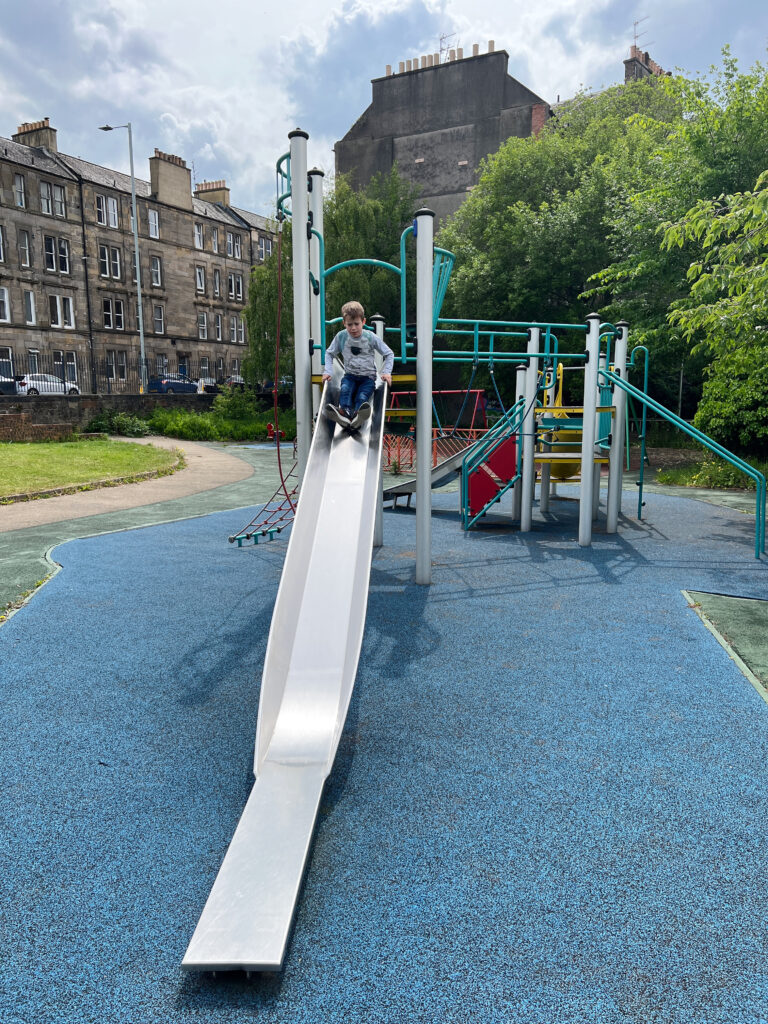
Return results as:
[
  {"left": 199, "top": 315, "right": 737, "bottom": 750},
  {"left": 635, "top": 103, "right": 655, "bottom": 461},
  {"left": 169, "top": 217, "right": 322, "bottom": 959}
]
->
[{"left": 99, "top": 123, "right": 146, "bottom": 393}]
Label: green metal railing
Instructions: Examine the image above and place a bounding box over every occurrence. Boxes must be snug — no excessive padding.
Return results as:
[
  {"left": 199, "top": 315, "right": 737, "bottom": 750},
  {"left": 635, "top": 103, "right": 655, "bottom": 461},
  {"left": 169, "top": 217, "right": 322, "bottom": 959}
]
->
[
  {"left": 460, "top": 398, "right": 526, "bottom": 529},
  {"left": 276, "top": 152, "right": 291, "bottom": 219},
  {"left": 602, "top": 369, "right": 766, "bottom": 560}
]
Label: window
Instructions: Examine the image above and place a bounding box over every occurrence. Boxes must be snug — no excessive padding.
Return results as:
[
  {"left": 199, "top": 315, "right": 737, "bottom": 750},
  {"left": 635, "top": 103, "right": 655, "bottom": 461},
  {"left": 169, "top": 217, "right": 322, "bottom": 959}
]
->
[
  {"left": 235, "top": 274, "right": 243, "bottom": 301},
  {"left": 217, "top": 357, "right": 224, "bottom": 377},
  {"left": 194, "top": 223, "right": 204, "bottom": 249},
  {"left": 234, "top": 234, "right": 241, "bottom": 259},
  {"left": 0, "top": 347, "right": 12, "bottom": 375},
  {"left": 14, "top": 174, "right": 26, "bottom": 208},
  {"left": 265, "top": 238, "right": 272, "bottom": 258},
  {"left": 148, "top": 209, "right": 159, "bottom": 238},
  {"left": 99, "top": 244, "right": 109, "bottom": 277},
  {"left": 211, "top": 228, "right": 218, "bottom": 253},
  {"left": 0, "top": 288, "right": 9, "bottom": 322},
  {"left": 117, "top": 350, "right": 127, "bottom": 380},
  {"left": 103, "top": 298, "right": 113, "bottom": 329},
  {"left": 213, "top": 268, "right": 220, "bottom": 297},
  {"left": 28, "top": 349, "right": 40, "bottom": 373},
  {"left": 110, "top": 247, "right": 121, "bottom": 279},
  {"left": 258, "top": 237, "right": 265, "bottom": 261},
  {"left": 0, "top": 226, "right": 4, "bottom": 262},
  {"left": 65, "top": 351, "right": 77, "bottom": 382},
  {"left": 58, "top": 238, "right": 70, "bottom": 274},
  {"left": 23, "top": 290, "right": 36, "bottom": 325},
  {"left": 153, "top": 304, "right": 164, "bottom": 334},
  {"left": 45, "top": 236, "right": 69, "bottom": 273},
  {"left": 226, "top": 231, "right": 233, "bottom": 257},
  {"left": 107, "top": 196, "right": 119, "bottom": 228},
  {"left": 215, "top": 313, "right": 222, "bottom": 341},
  {"left": 227, "top": 273, "right": 235, "bottom": 299},
  {"left": 45, "top": 235, "right": 56, "bottom": 271},
  {"left": 198, "top": 312, "right": 208, "bottom": 339},
  {"left": 40, "top": 181, "right": 52, "bottom": 214},
  {"left": 131, "top": 252, "right": 137, "bottom": 283},
  {"left": 200, "top": 356, "right": 209, "bottom": 376},
  {"left": 53, "top": 184, "right": 66, "bottom": 218},
  {"left": 156, "top": 354, "right": 168, "bottom": 373},
  {"left": 232, "top": 357, "right": 239, "bottom": 374},
  {"left": 106, "top": 349, "right": 115, "bottom": 379},
  {"left": 150, "top": 255, "right": 162, "bottom": 287},
  {"left": 114, "top": 299, "right": 124, "bottom": 330},
  {"left": 49, "top": 294, "right": 75, "bottom": 328},
  {"left": 229, "top": 315, "right": 237, "bottom": 340},
  {"left": 238, "top": 319, "right": 245, "bottom": 343},
  {"left": 53, "top": 350, "right": 63, "bottom": 378},
  {"left": 195, "top": 266, "right": 205, "bottom": 293},
  {"left": 96, "top": 194, "right": 106, "bottom": 225},
  {"left": 18, "top": 229, "right": 31, "bottom": 267}
]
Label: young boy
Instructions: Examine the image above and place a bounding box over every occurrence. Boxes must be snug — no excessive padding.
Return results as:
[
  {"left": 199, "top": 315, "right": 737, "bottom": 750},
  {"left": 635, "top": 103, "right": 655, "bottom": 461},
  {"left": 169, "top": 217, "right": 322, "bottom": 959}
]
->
[{"left": 323, "top": 301, "right": 394, "bottom": 429}]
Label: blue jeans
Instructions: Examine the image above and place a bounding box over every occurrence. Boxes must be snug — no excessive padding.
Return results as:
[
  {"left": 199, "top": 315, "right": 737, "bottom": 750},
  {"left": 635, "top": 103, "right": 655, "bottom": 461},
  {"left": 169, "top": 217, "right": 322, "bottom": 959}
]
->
[{"left": 339, "top": 374, "right": 375, "bottom": 414}]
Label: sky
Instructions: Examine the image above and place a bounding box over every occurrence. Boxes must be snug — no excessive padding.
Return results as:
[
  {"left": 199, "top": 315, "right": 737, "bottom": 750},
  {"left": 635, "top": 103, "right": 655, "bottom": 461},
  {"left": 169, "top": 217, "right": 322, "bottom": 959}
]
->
[{"left": 1, "top": 0, "right": 766, "bottom": 216}]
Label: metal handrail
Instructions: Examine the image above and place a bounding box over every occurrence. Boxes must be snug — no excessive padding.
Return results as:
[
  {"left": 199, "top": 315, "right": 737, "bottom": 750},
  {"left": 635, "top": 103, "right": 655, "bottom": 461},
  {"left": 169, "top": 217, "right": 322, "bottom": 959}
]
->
[
  {"left": 602, "top": 369, "right": 766, "bottom": 559},
  {"left": 461, "top": 399, "right": 526, "bottom": 529}
]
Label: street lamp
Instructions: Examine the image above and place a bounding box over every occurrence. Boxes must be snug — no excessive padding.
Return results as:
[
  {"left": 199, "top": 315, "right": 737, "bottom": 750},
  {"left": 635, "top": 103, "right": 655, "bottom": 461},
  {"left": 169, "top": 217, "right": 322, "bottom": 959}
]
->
[{"left": 99, "top": 123, "right": 146, "bottom": 394}]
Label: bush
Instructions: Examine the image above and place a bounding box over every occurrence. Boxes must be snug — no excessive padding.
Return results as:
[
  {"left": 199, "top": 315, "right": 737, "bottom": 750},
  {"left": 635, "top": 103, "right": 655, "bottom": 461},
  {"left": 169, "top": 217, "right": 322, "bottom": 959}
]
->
[
  {"left": 693, "top": 349, "right": 768, "bottom": 456},
  {"left": 148, "top": 408, "right": 220, "bottom": 440},
  {"left": 85, "top": 410, "right": 149, "bottom": 437},
  {"left": 145, "top": 402, "right": 297, "bottom": 443},
  {"left": 657, "top": 453, "right": 768, "bottom": 490}
]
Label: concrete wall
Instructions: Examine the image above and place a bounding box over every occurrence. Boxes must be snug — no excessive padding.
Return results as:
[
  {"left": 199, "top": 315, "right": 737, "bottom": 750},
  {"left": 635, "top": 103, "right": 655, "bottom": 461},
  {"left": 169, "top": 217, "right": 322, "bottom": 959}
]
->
[{"left": 336, "top": 50, "right": 551, "bottom": 222}]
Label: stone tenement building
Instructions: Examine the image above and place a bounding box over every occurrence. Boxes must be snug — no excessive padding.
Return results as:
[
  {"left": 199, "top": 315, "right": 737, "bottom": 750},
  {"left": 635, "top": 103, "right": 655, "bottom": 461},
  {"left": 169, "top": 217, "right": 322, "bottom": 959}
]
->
[
  {"left": 0, "top": 118, "right": 275, "bottom": 391},
  {"left": 335, "top": 43, "right": 551, "bottom": 222}
]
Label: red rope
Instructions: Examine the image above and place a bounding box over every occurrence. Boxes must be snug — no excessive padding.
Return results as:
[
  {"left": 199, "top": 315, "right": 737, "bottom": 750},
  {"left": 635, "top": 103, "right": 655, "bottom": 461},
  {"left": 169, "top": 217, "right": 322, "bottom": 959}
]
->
[{"left": 273, "top": 220, "right": 296, "bottom": 512}]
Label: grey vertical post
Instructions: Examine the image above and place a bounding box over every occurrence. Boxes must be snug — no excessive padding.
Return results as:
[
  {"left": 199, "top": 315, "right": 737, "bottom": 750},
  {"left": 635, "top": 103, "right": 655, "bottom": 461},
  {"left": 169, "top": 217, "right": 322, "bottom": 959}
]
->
[
  {"left": 593, "top": 352, "right": 606, "bottom": 519},
  {"left": 578, "top": 314, "right": 601, "bottom": 546},
  {"left": 539, "top": 368, "right": 552, "bottom": 514},
  {"left": 415, "top": 209, "right": 434, "bottom": 585},
  {"left": 520, "top": 328, "right": 540, "bottom": 533},
  {"left": 511, "top": 363, "right": 526, "bottom": 520},
  {"left": 606, "top": 322, "right": 629, "bottom": 533},
  {"left": 308, "top": 167, "right": 324, "bottom": 418},
  {"left": 371, "top": 313, "right": 386, "bottom": 548},
  {"left": 289, "top": 129, "right": 312, "bottom": 485}
]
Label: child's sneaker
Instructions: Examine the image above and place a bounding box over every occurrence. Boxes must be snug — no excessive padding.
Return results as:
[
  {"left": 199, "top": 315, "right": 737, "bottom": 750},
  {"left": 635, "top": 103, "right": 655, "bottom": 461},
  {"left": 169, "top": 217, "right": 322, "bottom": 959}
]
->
[
  {"left": 356, "top": 402, "right": 372, "bottom": 423},
  {"left": 326, "top": 404, "right": 350, "bottom": 428}
]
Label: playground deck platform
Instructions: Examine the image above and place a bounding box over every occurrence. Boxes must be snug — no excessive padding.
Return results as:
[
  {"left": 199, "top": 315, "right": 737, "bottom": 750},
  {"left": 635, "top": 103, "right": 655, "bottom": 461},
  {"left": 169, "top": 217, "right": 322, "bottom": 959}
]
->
[{"left": 1, "top": 460, "right": 767, "bottom": 1024}]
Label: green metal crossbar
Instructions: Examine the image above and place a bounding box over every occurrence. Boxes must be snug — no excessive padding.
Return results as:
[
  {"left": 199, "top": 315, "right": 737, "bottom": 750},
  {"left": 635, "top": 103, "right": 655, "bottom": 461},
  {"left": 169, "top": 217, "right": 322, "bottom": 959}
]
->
[{"left": 602, "top": 369, "right": 766, "bottom": 560}]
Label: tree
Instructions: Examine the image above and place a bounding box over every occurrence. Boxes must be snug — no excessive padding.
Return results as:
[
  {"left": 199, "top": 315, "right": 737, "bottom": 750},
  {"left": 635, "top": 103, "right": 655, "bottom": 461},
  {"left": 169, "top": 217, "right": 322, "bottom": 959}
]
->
[{"left": 244, "top": 167, "right": 420, "bottom": 382}]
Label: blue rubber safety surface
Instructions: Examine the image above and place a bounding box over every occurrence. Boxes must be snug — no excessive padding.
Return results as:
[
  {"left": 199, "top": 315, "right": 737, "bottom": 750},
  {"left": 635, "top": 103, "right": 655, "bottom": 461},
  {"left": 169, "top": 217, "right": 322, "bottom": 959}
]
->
[{"left": 2, "top": 490, "right": 768, "bottom": 1024}]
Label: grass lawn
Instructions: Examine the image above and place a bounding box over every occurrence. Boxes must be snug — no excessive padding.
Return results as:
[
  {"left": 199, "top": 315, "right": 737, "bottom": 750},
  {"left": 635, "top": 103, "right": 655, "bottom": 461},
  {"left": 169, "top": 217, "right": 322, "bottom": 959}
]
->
[{"left": 0, "top": 440, "right": 182, "bottom": 498}]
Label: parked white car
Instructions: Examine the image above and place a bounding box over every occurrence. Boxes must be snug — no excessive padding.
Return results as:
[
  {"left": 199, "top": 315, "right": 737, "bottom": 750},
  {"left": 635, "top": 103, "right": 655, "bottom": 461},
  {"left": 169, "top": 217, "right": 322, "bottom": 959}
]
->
[{"left": 18, "top": 373, "right": 81, "bottom": 396}]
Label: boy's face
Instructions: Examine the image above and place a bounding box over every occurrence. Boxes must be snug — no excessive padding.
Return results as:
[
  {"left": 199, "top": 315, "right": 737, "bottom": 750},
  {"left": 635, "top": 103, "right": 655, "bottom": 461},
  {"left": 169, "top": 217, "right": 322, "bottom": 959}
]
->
[{"left": 344, "top": 314, "right": 365, "bottom": 339}]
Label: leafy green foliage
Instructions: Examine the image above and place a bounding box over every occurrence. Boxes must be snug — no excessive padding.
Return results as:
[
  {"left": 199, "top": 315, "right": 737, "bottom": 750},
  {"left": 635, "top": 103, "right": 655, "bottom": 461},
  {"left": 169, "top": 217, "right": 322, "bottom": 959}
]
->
[
  {"left": 85, "top": 410, "right": 150, "bottom": 437},
  {"left": 147, "top": 405, "right": 296, "bottom": 442},
  {"left": 692, "top": 348, "right": 768, "bottom": 454},
  {"left": 657, "top": 453, "right": 768, "bottom": 490}
]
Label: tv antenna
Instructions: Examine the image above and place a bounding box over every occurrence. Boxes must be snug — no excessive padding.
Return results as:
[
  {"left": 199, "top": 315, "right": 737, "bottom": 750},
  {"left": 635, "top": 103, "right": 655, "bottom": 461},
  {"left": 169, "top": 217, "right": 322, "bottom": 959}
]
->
[
  {"left": 632, "top": 17, "right": 654, "bottom": 50},
  {"left": 439, "top": 32, "right": 459, "bottom": 63}
]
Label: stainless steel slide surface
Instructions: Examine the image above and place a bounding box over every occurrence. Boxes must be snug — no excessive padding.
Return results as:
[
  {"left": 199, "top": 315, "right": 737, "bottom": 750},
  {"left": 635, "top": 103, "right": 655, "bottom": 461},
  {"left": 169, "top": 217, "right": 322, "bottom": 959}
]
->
[
  {"left": 383, "top": 442, "right": 471, "bottom": 500},
  {"left": 183, "top": 383, "right": 387, "bottom": 972}
]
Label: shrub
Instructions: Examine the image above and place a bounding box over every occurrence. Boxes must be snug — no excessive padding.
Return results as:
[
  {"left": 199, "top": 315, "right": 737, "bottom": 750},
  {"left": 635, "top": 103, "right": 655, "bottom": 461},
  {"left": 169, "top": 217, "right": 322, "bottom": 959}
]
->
[
  {"left": 693, "top": 349, "right": 768, "bottom": 456},
  {"left": 148, "top": 408, "right": 220, "bottom": 440},
  {"left": 657, "top": 454, "right": 768, "bottom": 490},
  {"left": 85, "top": 410, "right": 149, "bottom": 437}
]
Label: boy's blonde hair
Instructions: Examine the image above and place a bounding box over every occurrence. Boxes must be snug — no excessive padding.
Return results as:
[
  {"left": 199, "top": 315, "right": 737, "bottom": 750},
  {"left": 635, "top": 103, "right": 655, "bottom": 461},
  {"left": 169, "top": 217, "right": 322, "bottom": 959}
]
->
[{"left": 341, "top": 301, "right": 365, "bottom": 321}]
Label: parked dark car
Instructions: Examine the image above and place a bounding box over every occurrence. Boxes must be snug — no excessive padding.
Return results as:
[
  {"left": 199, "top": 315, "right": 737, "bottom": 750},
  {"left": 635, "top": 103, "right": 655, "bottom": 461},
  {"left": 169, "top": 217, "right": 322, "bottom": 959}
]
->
[
  {"left": 148, "top": 373, "right": 198, "bottom": 394},
  {"left": 197, "top": 377, "right": 220, "bottom": 394}
]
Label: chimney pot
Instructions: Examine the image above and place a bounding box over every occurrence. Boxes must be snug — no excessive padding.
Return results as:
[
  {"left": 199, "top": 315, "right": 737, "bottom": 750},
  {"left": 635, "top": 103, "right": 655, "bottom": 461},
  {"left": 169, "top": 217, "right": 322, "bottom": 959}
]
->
[
  {"left": 457, "top": 47, "right": 464, "bottom": 59},
  {"left": 449, "top": 48, "right": 456, "bottom": 60},
  {"left": 386, "top": 64, "right": 392, "bottom": 75},
  {"left": 398, "top": 61, "right": 405, "bottom": 73},
  {"left": 472, "top": 43, "right": 479, "bottom": 56},
  {"left": 406, "top": 59, "right": 412, "bottom": 71},
  {"left": 488, "top": 39, "right": 495, "bottom": 52}
]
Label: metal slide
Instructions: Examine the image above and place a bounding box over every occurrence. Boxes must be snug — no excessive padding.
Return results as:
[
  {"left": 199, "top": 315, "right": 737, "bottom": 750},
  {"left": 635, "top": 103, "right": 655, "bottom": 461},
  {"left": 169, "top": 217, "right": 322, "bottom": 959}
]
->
[
  {"left": 183, "top": 382, "right": 387, "bottom": 972},
  {"left": 383, "top": 442, "right": 472, "bottom": 504}
]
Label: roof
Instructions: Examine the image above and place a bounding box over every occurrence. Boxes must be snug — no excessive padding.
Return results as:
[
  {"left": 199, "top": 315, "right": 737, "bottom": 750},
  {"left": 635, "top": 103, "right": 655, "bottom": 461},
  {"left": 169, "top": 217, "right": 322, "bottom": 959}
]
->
[
  {"left": 0, "top": 136, "right": 77, "bottom": 179},
  {"left": 231, "top": 206, "right": 273, "bottom": 232}
]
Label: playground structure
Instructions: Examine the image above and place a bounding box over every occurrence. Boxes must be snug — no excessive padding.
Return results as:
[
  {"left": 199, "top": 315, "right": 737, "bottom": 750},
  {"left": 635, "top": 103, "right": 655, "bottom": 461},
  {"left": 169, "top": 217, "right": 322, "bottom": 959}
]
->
[{"left": 184, "top": 128, "right": 767, "bottom": 975}]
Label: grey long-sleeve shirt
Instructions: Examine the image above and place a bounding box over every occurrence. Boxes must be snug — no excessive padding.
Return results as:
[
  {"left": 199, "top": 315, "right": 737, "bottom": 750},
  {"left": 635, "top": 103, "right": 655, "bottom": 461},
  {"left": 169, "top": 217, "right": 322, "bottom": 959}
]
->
[{"left": 324, "top": 329, "right": 394, "bottom": 379}]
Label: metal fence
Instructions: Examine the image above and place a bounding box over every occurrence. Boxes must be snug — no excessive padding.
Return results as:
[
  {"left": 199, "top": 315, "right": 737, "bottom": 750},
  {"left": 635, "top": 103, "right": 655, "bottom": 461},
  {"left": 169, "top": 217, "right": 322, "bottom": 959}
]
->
[{"left": 0, "top": 351, "right": 251, "bottom": 395}]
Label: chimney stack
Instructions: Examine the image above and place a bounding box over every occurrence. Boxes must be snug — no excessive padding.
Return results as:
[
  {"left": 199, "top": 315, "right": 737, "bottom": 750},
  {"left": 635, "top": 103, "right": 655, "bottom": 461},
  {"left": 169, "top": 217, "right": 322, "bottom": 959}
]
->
[
  {"left": 149, "top": 149, "right": 192, "bottom": 210},
  {"left": 13, "top": 117, "right": 58, "bottom": 152},
  {"left": 194, "top": 179, "right": 231, "bottom": 207}
]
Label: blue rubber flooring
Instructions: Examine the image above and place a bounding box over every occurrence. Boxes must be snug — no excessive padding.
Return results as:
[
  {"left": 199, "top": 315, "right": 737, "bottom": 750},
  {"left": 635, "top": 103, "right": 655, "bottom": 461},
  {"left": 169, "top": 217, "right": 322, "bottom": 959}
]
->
[{"left": 1, "top": 490, "right": 768, "bottom": 1023}]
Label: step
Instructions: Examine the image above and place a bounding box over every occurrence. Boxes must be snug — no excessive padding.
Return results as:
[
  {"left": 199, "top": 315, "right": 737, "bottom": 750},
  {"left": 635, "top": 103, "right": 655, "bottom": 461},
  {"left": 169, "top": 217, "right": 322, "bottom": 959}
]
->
[{"left": 534, "top": 454, "right": 610, "bottom": 464}]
